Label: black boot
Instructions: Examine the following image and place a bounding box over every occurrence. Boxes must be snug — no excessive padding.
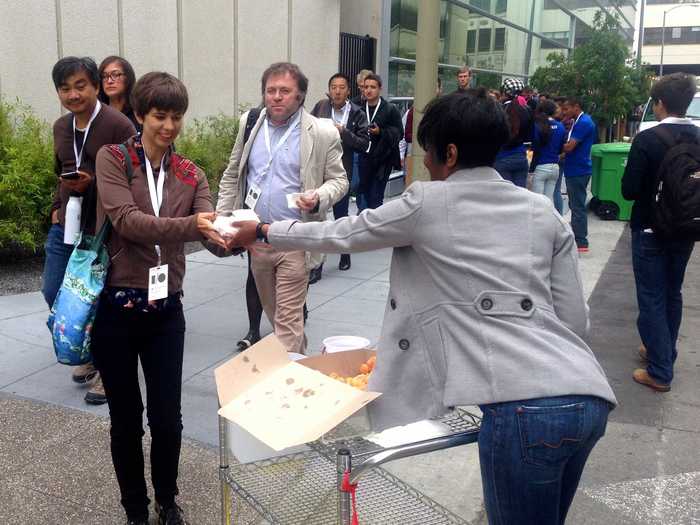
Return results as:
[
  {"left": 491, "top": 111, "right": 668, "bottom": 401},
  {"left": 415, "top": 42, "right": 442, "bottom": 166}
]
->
[
  {"left": 156, "top": 503, "right": 188, "bottom": 525},
  {"left": 236, "top": 330, "right": 260, "bottom": 352},
  {"left": 308, "top": 264, "right": 323, "bottom": 285},
  {"left": 339, "top": 254, "right": 351, "bottom": 271}
]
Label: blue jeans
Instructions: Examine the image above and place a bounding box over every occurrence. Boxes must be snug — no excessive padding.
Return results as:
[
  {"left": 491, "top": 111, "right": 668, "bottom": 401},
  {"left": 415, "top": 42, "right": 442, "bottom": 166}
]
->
[
  {"left": 553, "top": 164, "right": 564, "bottom": 214},
  {"left": 631, "top": 230, "right": 694, "bottom": 384},
  {"left": 493, "top": 153, "right": 529, "bottom": 188},
  {"left": 531, "top": 163, "right": 559, "bottom": 203},
  {"left": 565, "top": 175, "right": 591, "bottom": 248},
  {"left": 41, "top": 224, "right": 74, "bottom": 308},
  {"left": 479, "top": 395, "right": 611, "bottom": 525}
]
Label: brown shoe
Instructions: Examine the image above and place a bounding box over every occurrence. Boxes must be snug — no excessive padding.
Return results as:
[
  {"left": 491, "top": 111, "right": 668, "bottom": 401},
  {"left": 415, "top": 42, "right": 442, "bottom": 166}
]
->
[
  {"left": 72, "top": 362, "right": 98, "bottom": 384},
  {"left": 85, "top": 373, "right": 108, "bottom": 405},
  {"left": 632, "top": 368, "right": 670, "bottom": 392},
  {"left": 639, "top": 344, "right": 647, "bottom": 362}
]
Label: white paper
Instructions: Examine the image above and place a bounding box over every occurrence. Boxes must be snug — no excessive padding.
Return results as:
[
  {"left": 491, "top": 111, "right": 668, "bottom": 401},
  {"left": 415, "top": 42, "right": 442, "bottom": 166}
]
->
[
  {"left": 213, "top": 209, "right": 260, "bottom": 237},
  {"left": 286, "top": 193, "right": 302, "bottom": 209},
  {"left": 365, "top": 419, "right": 451, "bottom": 448}
]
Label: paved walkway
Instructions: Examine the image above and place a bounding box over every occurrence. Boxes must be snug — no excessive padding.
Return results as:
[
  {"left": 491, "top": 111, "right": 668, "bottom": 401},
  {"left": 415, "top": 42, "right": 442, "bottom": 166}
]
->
[{"left": 1, "top": 212, "right": 698, "bottom": 524}]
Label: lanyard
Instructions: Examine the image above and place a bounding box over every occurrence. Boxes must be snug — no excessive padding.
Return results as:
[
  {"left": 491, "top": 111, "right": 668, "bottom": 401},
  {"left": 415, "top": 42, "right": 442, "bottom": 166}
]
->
[
  {"left": 365, "top": 98, "right": 382, "bottom": 126},
  {"left": 72, "top": 101, "right": 102, "bottom": 170},
  {"left": 263, "top": 110, "right": 302, "bottom": 175},
  {"left": 567, "top": 112, "right": 583, "bottom": 142},
  {"left": 145, "top": 153, "right": 166, "bottom": 264},
  {"left": 332, "top": 101, "right": 351, "bottom": 127}
]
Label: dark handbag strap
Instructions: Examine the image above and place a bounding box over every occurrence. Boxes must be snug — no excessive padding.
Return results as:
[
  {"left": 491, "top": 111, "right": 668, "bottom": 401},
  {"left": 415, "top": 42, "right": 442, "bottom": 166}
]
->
[
  {"left": 90, "top": 143, "right": 135, "bottom": 251},
  {"left": 654, "top": 123, "right": 700, "bottom": 149},
  {"left": 654, "top": 125, "right": 677, "bottom": 150},
  {"left": 244, "top": 107, "right": 262, "bottom": 143},
  {"left": 117, "top": 143, "right": 135, "bottom": 184}
]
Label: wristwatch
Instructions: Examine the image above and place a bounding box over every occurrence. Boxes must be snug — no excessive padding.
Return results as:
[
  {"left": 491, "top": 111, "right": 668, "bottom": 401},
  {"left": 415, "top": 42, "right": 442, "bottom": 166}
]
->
[{"left": 256, "top": 222, "right": 270, "bottom": 243}]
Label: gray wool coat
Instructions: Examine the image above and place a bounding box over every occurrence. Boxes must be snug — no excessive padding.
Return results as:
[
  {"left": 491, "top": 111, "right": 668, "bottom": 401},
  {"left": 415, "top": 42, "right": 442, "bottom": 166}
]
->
[{"left": 268, "top": 167, "right": 617, "bottom": 430}]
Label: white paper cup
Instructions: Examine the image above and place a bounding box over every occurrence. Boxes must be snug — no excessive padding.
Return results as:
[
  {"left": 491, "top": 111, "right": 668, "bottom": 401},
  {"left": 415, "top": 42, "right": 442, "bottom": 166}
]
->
[{"left": 321, "top": 336, "right": 371, "bottom": 354}]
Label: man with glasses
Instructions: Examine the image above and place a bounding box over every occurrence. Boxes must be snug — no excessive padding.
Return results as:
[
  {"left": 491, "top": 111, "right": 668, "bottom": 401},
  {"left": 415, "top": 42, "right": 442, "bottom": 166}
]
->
[{"left": 44, "top": 56, "right": 135, "bottom": 404}]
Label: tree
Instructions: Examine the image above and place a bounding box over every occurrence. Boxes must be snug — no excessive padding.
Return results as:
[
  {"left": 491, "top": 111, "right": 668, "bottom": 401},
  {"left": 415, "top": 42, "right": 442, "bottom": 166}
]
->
[
  {"left": 531, "top": 10, "right": 653, "bottom": 131},
  {"left": 529, "top": 52, "right": 577, "bottom": 97}
]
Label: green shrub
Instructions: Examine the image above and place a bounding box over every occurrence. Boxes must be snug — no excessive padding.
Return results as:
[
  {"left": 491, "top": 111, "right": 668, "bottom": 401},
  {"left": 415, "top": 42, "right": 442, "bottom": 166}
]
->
[
  {"left": 0, "top": 99, "right": 55, "bottom": 254},
  {"left": 0, "top": 100, "right": 241, "bottom": 256},
  {"left": 176, "top": 113, "right": 240, "bottom": 195}
]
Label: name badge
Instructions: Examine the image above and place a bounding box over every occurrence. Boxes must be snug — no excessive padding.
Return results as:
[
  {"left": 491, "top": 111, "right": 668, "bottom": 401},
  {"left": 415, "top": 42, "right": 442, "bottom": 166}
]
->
[
  {"left": 148, "top": 264, "right": 169, "bottom": 302},
  {"left": 245, "top": 183, "right": 262, "bottom": 210}
]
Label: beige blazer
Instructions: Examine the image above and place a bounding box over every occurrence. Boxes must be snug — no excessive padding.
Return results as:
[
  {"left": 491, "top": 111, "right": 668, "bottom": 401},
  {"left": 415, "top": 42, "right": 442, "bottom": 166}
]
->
[
  {"left": 216, "top": 107, "right": 348, "bottom": 270},
  {"left": 268, "top": 168, "right": 617, "bottom": 431}
]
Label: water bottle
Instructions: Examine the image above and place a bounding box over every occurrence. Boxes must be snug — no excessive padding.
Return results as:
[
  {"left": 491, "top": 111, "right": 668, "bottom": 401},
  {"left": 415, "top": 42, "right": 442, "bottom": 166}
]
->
[{"left": 63, "top": 196, "right": 83, "bottom": 244}]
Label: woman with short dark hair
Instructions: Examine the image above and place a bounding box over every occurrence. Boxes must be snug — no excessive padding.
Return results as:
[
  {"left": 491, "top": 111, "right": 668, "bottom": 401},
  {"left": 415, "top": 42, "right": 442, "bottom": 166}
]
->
[
  {"left": 94, "top": 72, "right": 224, "bottom": 525},
  {"left": 98, "top": 55, "right": 139, "bottom": 130},
  {"left": 231, "top": 88, "right": 616, "bottom": 525}
]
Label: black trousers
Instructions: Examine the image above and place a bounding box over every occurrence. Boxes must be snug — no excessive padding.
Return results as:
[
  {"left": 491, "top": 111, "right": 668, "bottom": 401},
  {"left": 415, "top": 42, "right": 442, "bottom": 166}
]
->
[{"left": 92, "top": 298, "right": 185, "bottom": 520}]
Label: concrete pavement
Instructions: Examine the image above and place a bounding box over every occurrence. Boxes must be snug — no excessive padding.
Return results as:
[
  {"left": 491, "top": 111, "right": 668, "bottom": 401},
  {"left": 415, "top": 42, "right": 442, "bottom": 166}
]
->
[{"left": 1, "top": 211, "right": 698, "bottom": 524}]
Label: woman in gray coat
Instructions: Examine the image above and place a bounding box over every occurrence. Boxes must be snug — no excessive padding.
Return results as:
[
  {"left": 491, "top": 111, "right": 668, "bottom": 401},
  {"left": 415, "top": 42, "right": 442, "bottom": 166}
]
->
[{"left": 231, "top": 89, "right": 616, "bottom": 525}]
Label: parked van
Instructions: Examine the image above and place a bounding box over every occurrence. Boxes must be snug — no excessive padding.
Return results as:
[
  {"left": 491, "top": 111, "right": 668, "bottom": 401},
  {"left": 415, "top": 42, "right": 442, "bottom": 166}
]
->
[{"left": 638, "top": 92, "right": 700, "bottom": 132}]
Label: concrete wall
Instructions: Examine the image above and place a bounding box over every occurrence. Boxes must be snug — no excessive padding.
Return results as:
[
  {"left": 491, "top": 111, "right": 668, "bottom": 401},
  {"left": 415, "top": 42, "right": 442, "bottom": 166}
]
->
[
  {"left": 0, "top": 0, "right": 341, "bottom": 123},
  {"left": 340, "top": 0, "right": 383, "bottom": 74}
]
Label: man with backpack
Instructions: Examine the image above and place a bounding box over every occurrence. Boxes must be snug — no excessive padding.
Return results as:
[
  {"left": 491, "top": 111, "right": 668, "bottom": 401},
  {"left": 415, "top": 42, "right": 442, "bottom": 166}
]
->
[
  {"left": 216, "top": 62, "right": 347, "bottom": 355},
  {"left": 622, "top": 73, "right": 698, "bottom": 392}
]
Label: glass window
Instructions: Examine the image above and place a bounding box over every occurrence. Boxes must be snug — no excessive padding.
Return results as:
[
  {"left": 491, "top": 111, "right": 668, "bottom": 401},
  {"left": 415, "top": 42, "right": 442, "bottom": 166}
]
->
[
  {"left": 468, "top": 0, "right": 491, "bottom": 11},
  {"left": 494, "top": 27, "right": 505, "bottom": 51},
  {"left": 388, "top": 61, "right": 415, "bottom": 98},
  {"left": 467, "top": 30, "right": 477, "bottom": 53},
  {"left": 495, "top": 0, "right": 507, "bottom": 14},
  {"left": 478, "top": 28, "right": 492, "bottom": 52},
  {"left": 644, "top": 26, "right": 700, "bottom": 46}
]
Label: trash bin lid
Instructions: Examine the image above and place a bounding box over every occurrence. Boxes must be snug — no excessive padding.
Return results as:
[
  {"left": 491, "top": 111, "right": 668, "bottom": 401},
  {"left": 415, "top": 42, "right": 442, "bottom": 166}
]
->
[{"left": 591, "top": 142, "right": 632, "bottom": 156}]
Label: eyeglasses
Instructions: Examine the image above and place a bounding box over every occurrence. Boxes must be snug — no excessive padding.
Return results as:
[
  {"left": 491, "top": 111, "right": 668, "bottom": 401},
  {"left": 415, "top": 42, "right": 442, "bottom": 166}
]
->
[{"left": 101, "top": 71, "right": 125, "bottom": 82}]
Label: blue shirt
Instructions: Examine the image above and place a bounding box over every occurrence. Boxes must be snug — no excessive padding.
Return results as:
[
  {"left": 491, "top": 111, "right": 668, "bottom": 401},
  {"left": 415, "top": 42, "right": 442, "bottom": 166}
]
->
[
  {"left": 563, "top": 112, "right": 596, "bottom": 177},
  {"left": 533, "top": 118, "right": 566, "bottom": 165},
  {"left": 247, "top": 110, "right": 302, "bottom": 223}
]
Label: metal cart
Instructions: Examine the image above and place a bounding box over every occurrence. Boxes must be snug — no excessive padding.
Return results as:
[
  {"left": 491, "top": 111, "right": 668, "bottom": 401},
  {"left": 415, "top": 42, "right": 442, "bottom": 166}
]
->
[{"left": 218, "top": 408, "right": 481, "bottom": 524}]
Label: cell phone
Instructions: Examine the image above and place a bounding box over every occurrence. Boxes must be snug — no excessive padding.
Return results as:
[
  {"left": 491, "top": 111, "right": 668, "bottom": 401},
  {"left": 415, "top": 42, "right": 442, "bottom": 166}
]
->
[{"left": 60, "top": 171, "right": 80, "bottom": 180}]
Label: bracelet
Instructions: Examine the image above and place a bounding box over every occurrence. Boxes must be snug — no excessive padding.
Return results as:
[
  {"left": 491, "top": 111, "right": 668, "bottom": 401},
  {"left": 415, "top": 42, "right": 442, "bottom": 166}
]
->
[{"left": 256, "top": 222, "right": 270, "bottom": 243}]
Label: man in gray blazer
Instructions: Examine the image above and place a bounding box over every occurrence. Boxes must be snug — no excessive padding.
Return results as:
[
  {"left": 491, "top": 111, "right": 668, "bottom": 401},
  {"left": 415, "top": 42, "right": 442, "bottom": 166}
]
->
[
  {"left": 230, "top": 89, "right": 616, "bottom": 524},
  {"left": 216, "top": 62, "right": 348, "bottom": 354}
]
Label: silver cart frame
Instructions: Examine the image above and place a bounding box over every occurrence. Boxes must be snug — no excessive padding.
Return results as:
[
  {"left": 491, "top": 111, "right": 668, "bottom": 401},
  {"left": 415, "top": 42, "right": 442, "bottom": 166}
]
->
[{"left": 218, "top": 408, "right": 481, "bottom": 525}]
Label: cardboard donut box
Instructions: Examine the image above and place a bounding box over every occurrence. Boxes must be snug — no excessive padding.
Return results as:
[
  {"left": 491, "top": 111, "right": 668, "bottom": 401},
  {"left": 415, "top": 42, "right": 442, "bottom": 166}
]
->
[{"left": 215, "top": 334, "right": 379, "bottom": 463}]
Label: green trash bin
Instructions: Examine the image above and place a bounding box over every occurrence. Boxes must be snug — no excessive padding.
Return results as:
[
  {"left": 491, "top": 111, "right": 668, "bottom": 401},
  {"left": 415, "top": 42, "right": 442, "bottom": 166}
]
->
[{"left": 589, "top": 142, "right": 633, "bottom": 221}]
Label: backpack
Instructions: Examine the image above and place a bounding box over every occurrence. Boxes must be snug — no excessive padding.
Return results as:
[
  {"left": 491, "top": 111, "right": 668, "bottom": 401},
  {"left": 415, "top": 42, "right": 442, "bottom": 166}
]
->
[
  {"left": 651, "top": 126, "right": 700, "bottom": 241},
  {"left": 244, "top": 107, "right": 262, "bottom": 143}
]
